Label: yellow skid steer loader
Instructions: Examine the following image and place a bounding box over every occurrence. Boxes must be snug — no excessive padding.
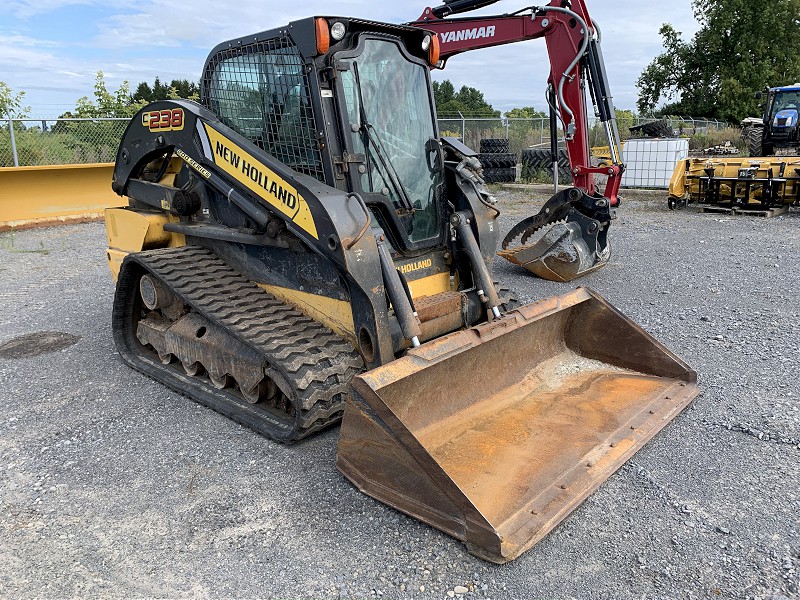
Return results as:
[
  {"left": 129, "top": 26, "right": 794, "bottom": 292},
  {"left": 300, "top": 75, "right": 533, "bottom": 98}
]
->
[{"left": 105, "top": 9, "right": 697, "bottom": 563}]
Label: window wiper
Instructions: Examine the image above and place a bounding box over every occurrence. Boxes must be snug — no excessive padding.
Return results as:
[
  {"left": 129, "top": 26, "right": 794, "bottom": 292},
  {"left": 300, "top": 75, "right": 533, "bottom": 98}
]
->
[{"left": 352, "top": 63, "right": 415, "bottom": 214}]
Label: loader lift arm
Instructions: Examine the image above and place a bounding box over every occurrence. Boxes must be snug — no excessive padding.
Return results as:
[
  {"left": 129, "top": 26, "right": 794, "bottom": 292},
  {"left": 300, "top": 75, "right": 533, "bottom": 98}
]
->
[{"left": 409, "top": 0, "right": 625, "bottom": 281}]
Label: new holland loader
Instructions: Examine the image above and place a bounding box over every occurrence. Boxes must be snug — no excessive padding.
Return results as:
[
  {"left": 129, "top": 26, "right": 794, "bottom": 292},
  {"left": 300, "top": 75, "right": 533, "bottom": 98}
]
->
[{"left": 104, "top": 3, "right": 698, "bottom": 563}]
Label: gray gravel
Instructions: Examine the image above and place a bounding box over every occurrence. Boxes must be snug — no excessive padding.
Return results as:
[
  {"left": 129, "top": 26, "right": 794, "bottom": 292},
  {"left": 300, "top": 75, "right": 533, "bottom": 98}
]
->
[{"left": 0, "top": 194, "right": 799, "bottom": 599}]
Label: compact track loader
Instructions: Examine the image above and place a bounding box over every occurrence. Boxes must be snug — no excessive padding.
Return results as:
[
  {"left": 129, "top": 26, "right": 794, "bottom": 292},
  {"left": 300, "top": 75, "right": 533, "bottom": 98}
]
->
[{"left": 105, "top": 7, "right": 698, "bottom": 563}]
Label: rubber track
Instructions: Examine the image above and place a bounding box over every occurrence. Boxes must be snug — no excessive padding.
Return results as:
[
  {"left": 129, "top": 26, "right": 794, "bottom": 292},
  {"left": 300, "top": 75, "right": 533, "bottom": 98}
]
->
[{"left": 114, "top": 246, "right": 364, "bottom": 442}]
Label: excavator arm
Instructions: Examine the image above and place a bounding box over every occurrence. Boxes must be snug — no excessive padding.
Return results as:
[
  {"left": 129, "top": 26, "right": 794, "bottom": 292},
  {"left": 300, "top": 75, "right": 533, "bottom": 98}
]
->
[{"left": 409, "top": 0, "right": 625, "bottom": 281}]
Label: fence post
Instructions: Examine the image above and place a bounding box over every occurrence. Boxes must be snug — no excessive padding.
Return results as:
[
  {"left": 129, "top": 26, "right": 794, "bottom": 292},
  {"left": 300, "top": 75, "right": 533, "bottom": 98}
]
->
[
  {"left": 8, "top": 118, "right": 19, "bottom": 167},
  {"left": 458, "top": 111, "right": 465, "bottom": 142}
]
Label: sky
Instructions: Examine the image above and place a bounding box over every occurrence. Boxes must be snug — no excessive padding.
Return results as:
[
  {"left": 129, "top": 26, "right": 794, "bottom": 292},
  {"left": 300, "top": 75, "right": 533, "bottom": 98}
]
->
[{"left": 0, "top": 0, "right": 701, "bottom": 119}]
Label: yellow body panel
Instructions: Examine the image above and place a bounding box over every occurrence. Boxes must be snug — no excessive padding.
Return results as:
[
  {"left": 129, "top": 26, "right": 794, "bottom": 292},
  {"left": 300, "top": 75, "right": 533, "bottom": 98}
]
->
[
  {"left": 260, "top": 271, "right": 455, "bottom": 344},
  {"left": 407, "top": 271, "right": 452, "bottom": 299},
  {"left": 105, "top": 207, "right": 185, "bottom": 281},
  {"left": 590, "top": 143, "right": 625, "bottom": 167},
  {"left": 668, "top": 159, "right": 689, "bottom": 200},
  {"left": 0, "top": 163, "right": 125, "bottom": 230},
  {"left": 259, "top": 285, "right": 357, "bottom": 343}
]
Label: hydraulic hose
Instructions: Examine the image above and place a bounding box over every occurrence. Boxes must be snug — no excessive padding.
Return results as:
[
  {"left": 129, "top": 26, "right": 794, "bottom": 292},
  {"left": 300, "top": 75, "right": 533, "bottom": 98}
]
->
[{"left": 533, "top": 5, "right": 591, "bottom": 139}]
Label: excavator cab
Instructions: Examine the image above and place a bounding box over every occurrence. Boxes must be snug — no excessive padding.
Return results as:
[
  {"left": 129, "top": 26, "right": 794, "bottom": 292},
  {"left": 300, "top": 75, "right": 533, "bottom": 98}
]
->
[{"left": 106, "top": 11, "right": 697, "bottom": 564}]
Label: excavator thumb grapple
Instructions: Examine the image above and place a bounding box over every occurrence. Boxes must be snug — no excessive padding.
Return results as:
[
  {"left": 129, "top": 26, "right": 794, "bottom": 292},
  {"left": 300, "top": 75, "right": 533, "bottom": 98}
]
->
[
  {"left": 104, "top": 5, "right": 696, "bottom": 564},
  {"left": 338, "top": 288, "right": 696, "bottom": 563},
  {"left": 497, "top": 188, "right": 612, "bottom": 282}
]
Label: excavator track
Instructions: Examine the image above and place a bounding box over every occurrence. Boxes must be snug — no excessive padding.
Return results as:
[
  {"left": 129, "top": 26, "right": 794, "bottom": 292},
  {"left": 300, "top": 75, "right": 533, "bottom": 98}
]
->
[{"left": 113, "top": 246, "right": 365, "bottom": 442}]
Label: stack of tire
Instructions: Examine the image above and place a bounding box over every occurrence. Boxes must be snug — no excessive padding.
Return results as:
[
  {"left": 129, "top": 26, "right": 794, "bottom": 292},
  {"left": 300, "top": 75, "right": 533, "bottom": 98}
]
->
[
  {"left": 629, "top": 120, "right": 674, "bottom": 138},
  {"left": 478, "top": 139, "right": 517, "bottom": 183},
  {"left": 520, "top": 148, "right": 573, "bottom": 184}
]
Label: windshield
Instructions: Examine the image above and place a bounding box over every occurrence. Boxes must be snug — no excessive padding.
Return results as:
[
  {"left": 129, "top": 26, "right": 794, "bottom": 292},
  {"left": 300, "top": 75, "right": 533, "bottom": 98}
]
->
[
  {"left": 340, "top": 39, "right": 442, "bottom": 243},
  {"left": 771, "top": 90, "right": 800, "bottom": 119}
]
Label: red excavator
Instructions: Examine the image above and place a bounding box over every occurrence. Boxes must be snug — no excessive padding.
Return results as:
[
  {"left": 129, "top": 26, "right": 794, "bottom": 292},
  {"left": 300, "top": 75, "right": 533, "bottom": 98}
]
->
[{"left": 410, "top": 0, "right": 625, "bottom": 282}]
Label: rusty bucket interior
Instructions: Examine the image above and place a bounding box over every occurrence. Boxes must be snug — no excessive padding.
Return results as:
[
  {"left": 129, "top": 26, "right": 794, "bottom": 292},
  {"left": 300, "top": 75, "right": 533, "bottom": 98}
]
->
[{"left": 337, "top": 288, "right": 698, "bottom": 563}]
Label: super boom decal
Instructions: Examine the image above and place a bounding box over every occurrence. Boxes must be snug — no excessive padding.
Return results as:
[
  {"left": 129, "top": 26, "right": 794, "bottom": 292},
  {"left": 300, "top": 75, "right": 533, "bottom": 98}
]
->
[{"left": 203, "top": 124, "right": 318, "bottom": 239}]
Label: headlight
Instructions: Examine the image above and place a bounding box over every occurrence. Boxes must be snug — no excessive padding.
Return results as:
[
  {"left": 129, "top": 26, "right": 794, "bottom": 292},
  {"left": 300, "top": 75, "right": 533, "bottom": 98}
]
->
[
  {"left": 421, "top": 35, "right": 431, "bottom": 52},
  {"left": 330, "top": 21, "right": 346, "bottom": 41}
]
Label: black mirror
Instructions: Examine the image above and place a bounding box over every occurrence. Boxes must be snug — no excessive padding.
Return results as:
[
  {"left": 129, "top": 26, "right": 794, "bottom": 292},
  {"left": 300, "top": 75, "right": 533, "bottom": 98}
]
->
[
  {"left": 425, "top": 138, "right": 444, "bottom": 173},
  {"left": 754, "top": 92, "right": 763, "bottom": 100}
]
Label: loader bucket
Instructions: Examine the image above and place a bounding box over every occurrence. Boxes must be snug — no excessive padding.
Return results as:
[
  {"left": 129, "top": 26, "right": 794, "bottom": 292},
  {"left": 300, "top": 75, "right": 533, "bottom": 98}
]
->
[{"left": 337, "top": 288, "right": 698, "bottom": 563}]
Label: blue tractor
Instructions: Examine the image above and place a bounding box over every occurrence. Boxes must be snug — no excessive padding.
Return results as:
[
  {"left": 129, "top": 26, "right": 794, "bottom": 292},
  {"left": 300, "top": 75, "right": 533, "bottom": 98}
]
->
[{"left": 742, "top": 84, "right": 800, "bottom": 156}]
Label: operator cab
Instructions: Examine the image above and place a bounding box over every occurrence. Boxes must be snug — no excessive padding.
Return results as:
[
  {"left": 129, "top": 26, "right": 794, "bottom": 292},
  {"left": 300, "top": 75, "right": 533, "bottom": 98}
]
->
[
  {"left": 199, "top": 17, "right": 447, "bottom": 253},
  {"left": 763, "top": 85, "right": 800, "bottom": 150},
  {"left": 769, "top": 88, "right": 799, "bottom": 127}
]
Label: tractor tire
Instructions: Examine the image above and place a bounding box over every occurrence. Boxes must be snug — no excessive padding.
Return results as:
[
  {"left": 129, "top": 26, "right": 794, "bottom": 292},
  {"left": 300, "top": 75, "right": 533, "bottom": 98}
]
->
[
  {"left": 520, "top": 148, "right": 573, "bottom": 184},
  {"left": 478, "top": 153, "right": 517, "bottom": 169},
  {"left": 482, "top": 167, "right": 516, "bottom": 183},
  {"left": 746, "top": 126, "right": 765, "bottom": 157},
  {"left": 630, "top": 120, "right": 673, "bottom": 138},
  {"left": 480, "top": 138, "right": 510, "bottom": 154}
]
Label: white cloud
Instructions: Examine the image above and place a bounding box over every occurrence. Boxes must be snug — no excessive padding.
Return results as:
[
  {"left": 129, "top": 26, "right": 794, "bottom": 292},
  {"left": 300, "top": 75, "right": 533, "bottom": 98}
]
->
[
  {"left": 6, "top": 0, "right": 128, "bottom": 19},
  {"left": 5, "top": 0, "right": 702, "bottom": 116},
  {"left": 88, "top": 0, "right": 400, "bottom": 49},
  {"left": 0, "top": 34, "right": 59, "bottom": 47}
]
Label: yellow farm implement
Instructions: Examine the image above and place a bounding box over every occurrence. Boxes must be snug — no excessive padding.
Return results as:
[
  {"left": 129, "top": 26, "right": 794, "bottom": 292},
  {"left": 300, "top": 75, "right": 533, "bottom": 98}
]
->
[{"left": 668, "top": 157, "right": 800, "bottom": 210}]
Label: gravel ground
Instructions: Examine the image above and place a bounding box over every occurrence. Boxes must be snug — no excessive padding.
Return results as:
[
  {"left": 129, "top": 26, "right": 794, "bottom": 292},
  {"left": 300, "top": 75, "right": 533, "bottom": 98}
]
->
[{"left": 0, "top": 194, "right": 798, "bottom": 599}]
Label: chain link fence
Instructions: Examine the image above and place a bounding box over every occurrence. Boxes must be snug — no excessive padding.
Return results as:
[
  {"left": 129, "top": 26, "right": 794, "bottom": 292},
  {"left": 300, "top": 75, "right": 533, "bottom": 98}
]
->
[
  {"left": 1, "top": 118, "right": 129, "bottom": 167},
  {"left": 1, "top": 115, "right": 728, "bottom": 168},
  {"left": 437, "top": 115, "right": 728, "bottom": 158}
]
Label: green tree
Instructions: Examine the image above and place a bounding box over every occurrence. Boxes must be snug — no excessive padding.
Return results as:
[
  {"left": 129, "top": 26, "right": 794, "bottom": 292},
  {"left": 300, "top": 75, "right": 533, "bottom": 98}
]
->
[
  {"left": 505, "top": 107, "right": 546, "bottom": 119},
  {"left": 63, "top": 71, "right": 142, "bottom": 119},
  {"left": 432, "top": 80, "right": 455, "bottom": 107},
  {"left": 637, "top": 0, "right": 800, "bottom": 122},
  {"left": 152, "top": 77, "right": 167, "bottom": 100},
  {"left": 46, "top": 72, "right": 136, "bottom": 164},
  {"left": 505, "top": 107, "right": 547, "bottom": 151},
  {"left": 433, "top": 79, "right": 499, "bottom": 117},
  {"left": 0, "top": 81, "right": 30, "bottom": 119},
  {"left": 132, "top": 77, "right": 200, "bottom": 103},
  {"left": 132, "top": 81, "right": 154, "bottom": 103}
]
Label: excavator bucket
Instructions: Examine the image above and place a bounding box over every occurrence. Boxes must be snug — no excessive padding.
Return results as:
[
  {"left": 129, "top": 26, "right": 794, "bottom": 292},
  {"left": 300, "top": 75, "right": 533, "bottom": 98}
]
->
[
  {"left": 498, "top": 188, "right": 613, "bottom": 282},
  {"left": 498, "top": 221, "right": 610, "bottom": 282},
  {"left": 337, "top": 288, "right": 698, "bottom": 563}
]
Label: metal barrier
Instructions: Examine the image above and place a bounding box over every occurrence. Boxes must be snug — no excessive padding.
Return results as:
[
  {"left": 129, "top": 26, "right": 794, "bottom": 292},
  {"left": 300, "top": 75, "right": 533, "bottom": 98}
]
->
[
  {"left": 0, "top": 163, "right": 125, "bottom": 230},
  {"left": 436, "top": 115, "right": 727, "bottom": 159}
]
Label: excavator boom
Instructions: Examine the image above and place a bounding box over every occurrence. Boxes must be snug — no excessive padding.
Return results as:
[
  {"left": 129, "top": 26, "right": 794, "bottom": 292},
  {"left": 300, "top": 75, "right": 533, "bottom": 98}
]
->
[{"left": 409, "top": 0, "right": 625, "bottom": 281}]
